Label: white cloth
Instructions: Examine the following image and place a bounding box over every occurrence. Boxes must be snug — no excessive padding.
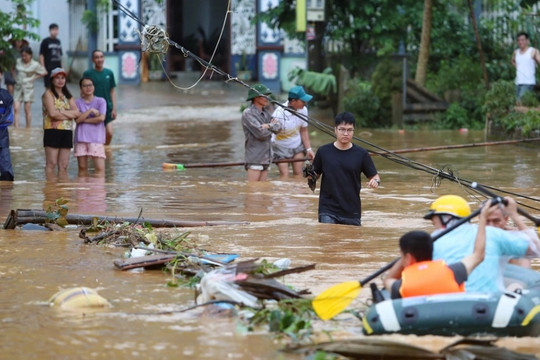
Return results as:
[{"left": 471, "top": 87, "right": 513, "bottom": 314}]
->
[
  {"left": 271, "top": 101, "right": 308, "bottom": 149},
  {"left": 515, "top": 47, "right": 537, "bottom": 85}
]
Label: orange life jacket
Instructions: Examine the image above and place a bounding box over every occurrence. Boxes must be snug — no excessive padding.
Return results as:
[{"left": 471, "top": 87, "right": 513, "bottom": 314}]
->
[{"left": 400, "top": 260, "right": 465, "bottom": 298}]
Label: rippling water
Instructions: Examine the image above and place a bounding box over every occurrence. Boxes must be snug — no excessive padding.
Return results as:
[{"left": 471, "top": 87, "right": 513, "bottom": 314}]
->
[{"left": 1, "top": 93, "right": 539, "bottom": 358}]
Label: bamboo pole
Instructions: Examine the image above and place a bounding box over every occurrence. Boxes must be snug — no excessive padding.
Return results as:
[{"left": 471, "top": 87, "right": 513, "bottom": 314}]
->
[
  {"left": 373, "top": 137, "right": 540, "bottom": 156},
  {"left": 162, "top": 137, "right": 540, "bottom": 169},
  {"left": 163, "top": 157, "right": 308, "bottom": 170},
  {"left": 3, "top": 209, "right": 249, "bottom": 230}
]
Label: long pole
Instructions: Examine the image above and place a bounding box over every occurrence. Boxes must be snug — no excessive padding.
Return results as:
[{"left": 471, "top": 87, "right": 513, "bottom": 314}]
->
[
  {"left": 372, "top": 137, "right": 540, "bottom": 156},
  {"left": 163, "top": 137, "right": 540, "bottom": 169}
]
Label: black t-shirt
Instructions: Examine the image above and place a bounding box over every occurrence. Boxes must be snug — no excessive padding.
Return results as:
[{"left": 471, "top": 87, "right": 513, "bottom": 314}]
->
[
  {"left": 312, "top": 143, "right": 378, "bottom": 218},
  {"left": 390, "top": 262, "right": 468, "bottom": 299},
  {"left": 39, "top": 37, "right": 63, "bottom": 71}
]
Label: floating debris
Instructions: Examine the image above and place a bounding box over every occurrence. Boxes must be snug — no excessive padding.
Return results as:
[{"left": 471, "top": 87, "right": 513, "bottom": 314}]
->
[
  {"left": 285, "top": 336, "right": 539, "bottom": 360},
  {"left": 196, "top": 259, "right": 315, "bottom": 308},
  {"left": 49, "top": 287, "right": 111, "bottom": 310}
]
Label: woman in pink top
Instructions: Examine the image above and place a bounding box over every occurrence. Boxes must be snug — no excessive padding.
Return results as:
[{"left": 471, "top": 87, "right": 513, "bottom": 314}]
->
[{"left": 74, "top": 77, "right": 106, "bottom": 176}]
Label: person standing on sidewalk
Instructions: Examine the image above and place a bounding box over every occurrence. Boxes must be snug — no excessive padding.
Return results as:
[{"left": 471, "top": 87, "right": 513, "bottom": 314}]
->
[
  {"left": 39, "top": 23, "right": 63, "bottom": 89},
  {"left": 83, "top": 50, "right": 117, "bottom": 145},
  {"left": 511, "top": 32, "right": 540, "bottom": 102}
]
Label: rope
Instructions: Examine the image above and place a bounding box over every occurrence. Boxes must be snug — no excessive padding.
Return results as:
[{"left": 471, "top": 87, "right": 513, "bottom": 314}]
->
[{"left": 113, "top": 0, "right": 540, "bottom": 213}]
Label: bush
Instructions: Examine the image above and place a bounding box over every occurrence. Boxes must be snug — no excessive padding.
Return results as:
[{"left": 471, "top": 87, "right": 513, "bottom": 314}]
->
[
  {"left": 426, "top": 55, "right": 487, "bottom": 128},
  {"left": 482, "top": 80, "right": 515, "bottom": 120},
  {"left": 500, "top": 110, "right": 540, "bottom": 136},
  {"left": 520, "top": 91, "right": 539, "bottom": 107},
  {"left": 432, "top": 103, "right": 469, "bottom": 130},
  {"left": 371, "top": 58, "right": 402, "bottom": 127},
  {"left": 343, "top": 79, "right": 380, "bottom": 127},
  {"left": 483, "top": 80, "right": 540, "bottom": 136}
]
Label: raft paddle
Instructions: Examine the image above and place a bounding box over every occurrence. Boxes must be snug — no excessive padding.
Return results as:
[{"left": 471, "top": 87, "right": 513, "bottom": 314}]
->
[
  {"left": 312, "top": 199, "right": 502, "bottom": 321},
  {"left": 471, "top": 182, "right": 540, "bottom": 227}
]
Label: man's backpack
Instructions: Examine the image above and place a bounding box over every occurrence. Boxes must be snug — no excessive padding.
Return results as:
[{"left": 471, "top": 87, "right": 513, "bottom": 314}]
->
[{"left": 0, "top": 88, "right": 14, "bottom": 127}]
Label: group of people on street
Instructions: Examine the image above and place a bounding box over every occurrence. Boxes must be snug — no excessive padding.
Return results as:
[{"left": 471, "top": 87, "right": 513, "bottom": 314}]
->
[
  {"left": 242, "top": 83, "right": 381, "bottom": 227},
  {"left": 241, "top": 64, "right": 538, "bottom": 302},
  {"left": 242, "top": 84, "right": 316, "bottom": 181},
  {"left": 43, "top": 48, "right": 116, "bottom": 178},
  {"left": 1, "top": 23, "right": 117, "bottom": 180}
]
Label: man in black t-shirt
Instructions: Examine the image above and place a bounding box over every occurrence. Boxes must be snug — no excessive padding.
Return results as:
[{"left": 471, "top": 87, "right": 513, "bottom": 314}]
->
[
  {"left": 39, "top": 23, "right": 63, "bottom": 88},
  {"left": 310, "top": 112, "right": 381, "bottom": 226}
]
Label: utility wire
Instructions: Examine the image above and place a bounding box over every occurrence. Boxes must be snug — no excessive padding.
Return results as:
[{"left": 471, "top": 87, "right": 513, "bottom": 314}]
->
[{"left": 112, "top": 0, "right": 540, "bottom": 212}]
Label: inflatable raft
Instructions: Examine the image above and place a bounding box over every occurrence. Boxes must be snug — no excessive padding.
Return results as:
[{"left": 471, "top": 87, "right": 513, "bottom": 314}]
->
[{"left": 363, "top": 266, "right": 540, "bottom": 337}]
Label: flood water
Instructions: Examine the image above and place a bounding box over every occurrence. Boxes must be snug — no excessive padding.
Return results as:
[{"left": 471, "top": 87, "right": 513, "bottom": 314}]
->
[{"left": 1, "top": 81, "right": 539, "bottom": 358}]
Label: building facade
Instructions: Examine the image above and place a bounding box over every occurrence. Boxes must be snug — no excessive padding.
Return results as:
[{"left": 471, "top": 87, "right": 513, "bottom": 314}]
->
[{"left": 2, "top": 0, "right": 308, "bottom": 92}]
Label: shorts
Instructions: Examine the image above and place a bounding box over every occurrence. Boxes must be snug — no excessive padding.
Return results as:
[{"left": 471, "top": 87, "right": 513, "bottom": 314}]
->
[
  {"left": 516, "top": 84, "right": 536, "bottom": 100},
  {"left": 4, "top": 71, "right": 15, "bottom": 86},
  {"left": 43, "top": 129, "right": 73, "bottom": 149},
  {"left": 13, "top": 83, "right": 35, "bottom": 103},
  {"left": 245, "top": 164, "right": 269, "bottom": 171},
  {"left": 74, "top": 142, "right": 106, "bottom": 158},
  {"left": 272, "top": 143, "right": 306, "bottom": 160}
]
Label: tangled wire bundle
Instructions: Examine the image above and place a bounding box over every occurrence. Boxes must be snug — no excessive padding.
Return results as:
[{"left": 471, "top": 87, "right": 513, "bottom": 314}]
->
[{"left": 138, "top": 25, "right": 169, "bottom": 54}]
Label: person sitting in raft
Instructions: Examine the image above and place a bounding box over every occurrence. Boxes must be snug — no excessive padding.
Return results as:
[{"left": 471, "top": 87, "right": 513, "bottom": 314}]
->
[
  {"left": 426, "top": 195, "right": 538, "bottom": 293},
  {"left": 384, "top": 201, "right": 491, "bottom": 299},
  {"left": 485, "top": 196, "right": 540, "bottom": 268}
]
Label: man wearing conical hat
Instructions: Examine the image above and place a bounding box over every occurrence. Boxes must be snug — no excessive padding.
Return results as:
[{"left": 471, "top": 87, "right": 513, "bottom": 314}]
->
[{"left": 242, "top": 84, "right": 281, "bottom": 181}]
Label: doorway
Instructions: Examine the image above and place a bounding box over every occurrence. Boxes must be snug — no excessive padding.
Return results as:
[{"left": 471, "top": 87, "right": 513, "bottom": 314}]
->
[{"left": 166, "top": 0, "right": 230, "bottom": 73}]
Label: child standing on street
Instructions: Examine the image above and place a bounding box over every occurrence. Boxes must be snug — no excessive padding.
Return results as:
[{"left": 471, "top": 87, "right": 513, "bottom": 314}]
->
[{"left": 74, "top": 77, "right": 106, "bottom": 176}]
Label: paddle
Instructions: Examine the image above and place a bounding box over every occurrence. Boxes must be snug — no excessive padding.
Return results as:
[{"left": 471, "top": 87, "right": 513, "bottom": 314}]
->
[
  {"left": 471, "top": 182, "right": 540, "bottom": 227},
  {"left": 312, "top": 199, "right": 502, "bottom": 321}
]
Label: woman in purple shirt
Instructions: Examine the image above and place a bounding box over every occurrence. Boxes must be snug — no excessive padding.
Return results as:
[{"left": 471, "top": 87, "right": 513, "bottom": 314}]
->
[{"left": 74, "top": 77, "right": 107, "bottom": 176}]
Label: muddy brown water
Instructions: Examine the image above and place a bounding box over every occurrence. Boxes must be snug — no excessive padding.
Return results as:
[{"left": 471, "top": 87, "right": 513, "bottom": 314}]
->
[{"left": 1, "top": 95, "right": 539, "bottom": 358}]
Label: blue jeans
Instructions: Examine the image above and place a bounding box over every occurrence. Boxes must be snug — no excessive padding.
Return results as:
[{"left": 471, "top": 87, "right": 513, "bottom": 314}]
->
[
  {"left": 516, "top": 84, "right": 535, "bottom": 100},
  {"left": 319, "top": 213, "right": 361, "bottom": 226}
]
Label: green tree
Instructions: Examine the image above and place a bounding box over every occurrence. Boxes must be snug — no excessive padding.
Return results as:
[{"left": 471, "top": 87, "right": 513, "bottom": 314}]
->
[
  {"left": 415, "top": 0, "right": 433, "bottom": 86},
  {"left": 0, "top": 0, "right": 40, "bottom": 72},
  {"left": 257, "top": 0, "right": 422, "bottom": 75}
]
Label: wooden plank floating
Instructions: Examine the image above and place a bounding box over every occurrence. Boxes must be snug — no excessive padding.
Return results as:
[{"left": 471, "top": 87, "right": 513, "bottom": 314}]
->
[
  {"left": 113, "top": 254, "right": 177, "bottom": 270},
  {"left": 2, "top": 209, "right": 249, "bottom": 230}
]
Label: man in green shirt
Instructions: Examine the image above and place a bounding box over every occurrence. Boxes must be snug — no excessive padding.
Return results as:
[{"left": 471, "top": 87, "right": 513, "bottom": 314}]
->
[{"left": 83, "top": 50, "right": 117, "bottom": 145}]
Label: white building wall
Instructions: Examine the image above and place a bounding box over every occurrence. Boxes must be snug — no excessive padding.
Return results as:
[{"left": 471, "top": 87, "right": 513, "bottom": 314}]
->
[{"left": 0, "top": 0, "right": 70, "bottom": 67}]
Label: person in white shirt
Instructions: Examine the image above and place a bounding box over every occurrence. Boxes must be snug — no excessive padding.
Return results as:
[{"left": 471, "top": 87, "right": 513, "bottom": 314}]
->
[
  {"left": 511, "top": 32, "right": 540, "bottom": 102},
  {"left": 271, "top": 86, "right": 315, "bottom": 178}
]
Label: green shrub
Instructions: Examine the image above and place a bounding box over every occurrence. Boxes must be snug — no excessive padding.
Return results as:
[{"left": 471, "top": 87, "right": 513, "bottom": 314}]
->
[
  {"left": 520, "top": 91, "right": 539, "bottom": 107},
  {"left": 483, "top": 80, "right": 540, "bottom": 135},
  {"left": 425, "top": 55, "right": 487, "bottom": 128},
  {"left": 288, "top": 67, "right": 337, "bottom": 97},
  {"left": 371, "top": 58, "right": 402, "bottom": 128},
  {"left": 500, "top": 110, "right": 540, "bottom": 136},
  {"left": 433, "top": 103, "right": 469, "bottom": 129},
  {"left": 343, "top": 79, "right": 380, "bottom": 127},
  {"left": 482, "top": 80, "right": 515, "bottom": 120}
]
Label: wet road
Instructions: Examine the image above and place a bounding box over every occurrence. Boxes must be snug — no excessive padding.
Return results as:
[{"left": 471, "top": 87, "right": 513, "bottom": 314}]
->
[{"left": 1, "top": 77, "right": 540, "bottom": 359}]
